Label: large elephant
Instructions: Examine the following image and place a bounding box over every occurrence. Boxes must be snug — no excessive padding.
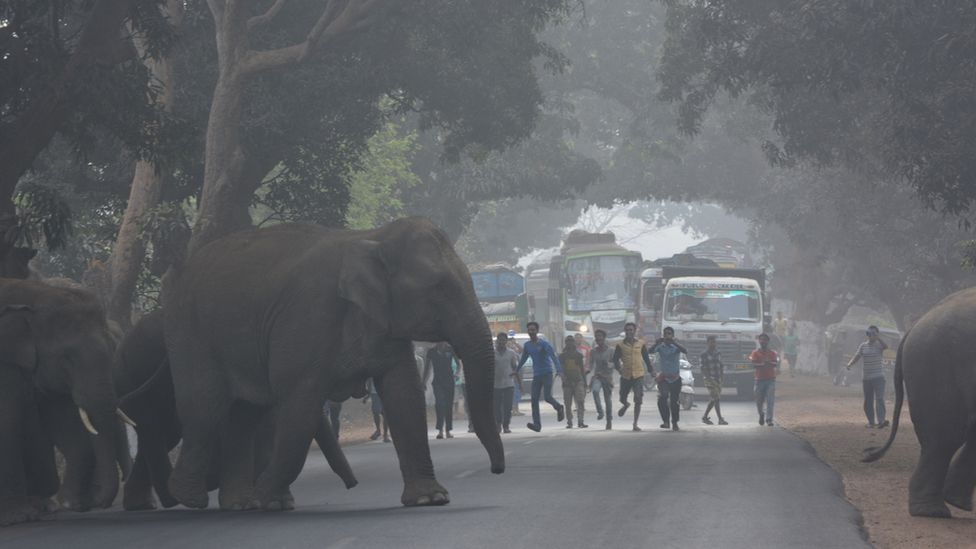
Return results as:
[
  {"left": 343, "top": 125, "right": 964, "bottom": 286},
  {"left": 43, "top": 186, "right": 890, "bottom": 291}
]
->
[
  {"left": 162, "top": 218, "right": 503, "bottom": 510},
  {"left": 0, "top": 279, "right": 130, "bottom": 525},
  {"left": 116, "top": 310, "right": 358, "bottom": 511},
  {"left": 864, "top": 287, "right": 976, "bottom": 517}
]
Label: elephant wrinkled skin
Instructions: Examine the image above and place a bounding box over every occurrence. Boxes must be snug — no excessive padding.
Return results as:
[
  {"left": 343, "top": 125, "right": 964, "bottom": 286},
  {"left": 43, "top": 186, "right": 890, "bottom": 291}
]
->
[
  {"left": 0, "top": 279, "right": 127, "bottom": 526},
  {"left": 162, "top": 218, "right": 503, "bottom": 510},
  {"left": 116, "top": 310, "right": 359, "bottom": 511},
  {"left": 864, "top": 286, "right": 976, "bottom": 517}
]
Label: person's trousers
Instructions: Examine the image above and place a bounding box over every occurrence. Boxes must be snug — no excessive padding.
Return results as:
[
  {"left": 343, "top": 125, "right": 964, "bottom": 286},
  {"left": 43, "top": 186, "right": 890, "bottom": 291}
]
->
[
  {"left": 433, "top": 383, "right": 455, "bottom": 431},
  {"left": 755, "top": 379, "right": 776, "bottom": 421},
  {"left": 562, "top": 380, "right": 586, "bottom": 422},
  {"left": 862, "top": 376, "right": 886, "bottom": 425},
  {"left": 531, "top": 373, "right": 562, "bottom": 427},
  {"left": 592, "top": 377, "right": 613, "bottom": 418},
  {"left": 619, "top": 376, "right": 644, "bottom": 406},
  {"left": 657, "top": 379, "right": 681, "bottom": 425},
  {"left": 493, "top": 386, "right": 514, "bottom": 430}
]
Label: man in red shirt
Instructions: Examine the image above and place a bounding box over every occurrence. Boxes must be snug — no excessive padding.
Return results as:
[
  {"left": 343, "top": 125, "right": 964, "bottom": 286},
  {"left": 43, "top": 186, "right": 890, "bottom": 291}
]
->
[{"left": 749, "top": 333, "right": 779, "bottom": 426}]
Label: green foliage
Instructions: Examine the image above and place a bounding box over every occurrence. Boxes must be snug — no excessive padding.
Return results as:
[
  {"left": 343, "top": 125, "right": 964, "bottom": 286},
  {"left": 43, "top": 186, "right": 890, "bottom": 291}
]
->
[
  {"left": 345, "top": 120, "right": 420, "bottom": 230},
  {"left": 658, "top": 0, "right": 976, "bottom": 214}
]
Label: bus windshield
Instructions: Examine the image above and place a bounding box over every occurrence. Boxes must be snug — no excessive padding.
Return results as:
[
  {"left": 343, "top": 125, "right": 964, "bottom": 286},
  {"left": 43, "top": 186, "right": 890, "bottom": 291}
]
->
[
  {"left": 565, "top": 255, "right": 641, "bottom": 312},
  {"left": 663, "top": 288, "right": 760, "bottom": 322}
]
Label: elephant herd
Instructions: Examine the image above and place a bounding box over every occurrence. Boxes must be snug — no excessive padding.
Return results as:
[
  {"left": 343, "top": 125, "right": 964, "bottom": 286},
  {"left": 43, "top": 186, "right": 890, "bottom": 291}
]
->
[{"left": 0, "top": 218, "right": 504, "bottom": 526}]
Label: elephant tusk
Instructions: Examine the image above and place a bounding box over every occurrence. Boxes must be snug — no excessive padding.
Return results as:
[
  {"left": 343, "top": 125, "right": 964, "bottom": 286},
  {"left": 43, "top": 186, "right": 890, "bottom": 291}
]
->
[
  {"left": 116, "top": 408, "right": 138, "bottom": 428},
  {"left": 79, "top": 407, "right": 99, "bottom": 436}
]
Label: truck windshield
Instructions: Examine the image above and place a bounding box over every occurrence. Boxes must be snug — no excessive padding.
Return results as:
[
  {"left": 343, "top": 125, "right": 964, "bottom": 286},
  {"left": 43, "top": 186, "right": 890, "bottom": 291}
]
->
[
  {"left": 663, "top": 288, "right": 760, "bottom": 322},
  {"left": 565, "top": 255, "right": 641, "bottom": 312}
]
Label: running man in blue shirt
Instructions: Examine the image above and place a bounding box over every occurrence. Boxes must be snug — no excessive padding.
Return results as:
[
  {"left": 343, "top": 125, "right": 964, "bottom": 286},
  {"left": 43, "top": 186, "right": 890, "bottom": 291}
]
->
[{"left": 517, "top": 322, "right": 565, "bottom": 432}]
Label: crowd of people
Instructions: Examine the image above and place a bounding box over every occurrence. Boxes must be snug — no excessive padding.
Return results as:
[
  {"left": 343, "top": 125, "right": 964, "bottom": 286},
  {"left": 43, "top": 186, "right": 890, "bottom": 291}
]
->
[{"left": 323, "top": 313, "right": 890, "bottom": 439}]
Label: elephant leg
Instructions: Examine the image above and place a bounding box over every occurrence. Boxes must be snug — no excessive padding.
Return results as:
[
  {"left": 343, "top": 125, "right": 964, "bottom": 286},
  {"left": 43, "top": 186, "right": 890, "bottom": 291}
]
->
[
  {"left": 0, "top": 372, "right": 36, "bottom": 526},
  {"left": 168, "top": 347, "right": 231, "bottom": 509},
  {"left": 252, "top": 386, "right": 320, "bottom": 510},
  {"left": 123, "top": 448, "right": 155, "bottom": 511},
  {"left": 43, "top": 398, "right": 95, "bottom": 512},
  {"left": 217, "top": 402, "right": 259, "bottom": 511},
  {"left": 146, "top": 438, "right": 178, "bottom": 509},
  {"left": 314, "top": 415, "right": 358, "bottom": 489},
  {"left": 944, "top": 419, "right": 976, "bottom": 511},
  {"left": 909, "top": 439, "right": 961, "bottom": 518},
  {"left": 375, "top": 345, "right": 449, "bottom": 507}
]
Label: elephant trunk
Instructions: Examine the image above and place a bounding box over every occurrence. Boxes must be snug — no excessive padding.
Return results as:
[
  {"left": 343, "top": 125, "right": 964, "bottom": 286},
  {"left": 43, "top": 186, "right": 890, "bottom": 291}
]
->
[
  {"left": 73, "top": 375, "right": 124, "bottom": 508},
  {"left": 451, "top": 319, "right": 505, "bottom": 474}
]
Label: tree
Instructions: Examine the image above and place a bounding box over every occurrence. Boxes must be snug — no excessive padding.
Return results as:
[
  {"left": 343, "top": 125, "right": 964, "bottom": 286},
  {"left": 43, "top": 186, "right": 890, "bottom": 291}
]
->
[
  {"left": 658, "top": 0, "right": 976, "bottom": 214},
  {"left": 187, "top": 0, "right": 579, "bottom": 255},
  {"left": 0, "top": 0, "right": 168, "bottom": 261}
]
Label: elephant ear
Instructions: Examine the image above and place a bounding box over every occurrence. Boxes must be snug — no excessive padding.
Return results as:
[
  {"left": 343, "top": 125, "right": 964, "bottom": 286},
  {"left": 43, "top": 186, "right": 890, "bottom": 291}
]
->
[
  {"left": 0, "top": 305, "right": 37, "bottom": 373},
  {"left": 338, "top": 240, "right": 390, "bottom": 333}
]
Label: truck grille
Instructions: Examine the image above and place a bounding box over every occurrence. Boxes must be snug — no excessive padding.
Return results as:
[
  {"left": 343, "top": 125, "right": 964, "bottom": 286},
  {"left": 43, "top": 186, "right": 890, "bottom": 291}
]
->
[{"left": 685, "top": 340, "right": 755, "bottom": 367}]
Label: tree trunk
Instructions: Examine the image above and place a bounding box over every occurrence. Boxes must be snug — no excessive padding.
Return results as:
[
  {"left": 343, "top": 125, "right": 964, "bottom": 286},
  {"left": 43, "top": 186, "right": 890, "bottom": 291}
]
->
[
  {"left": 0, "top": 0, "right": 132, "bottom": 219},
  {"left": 106, "top": 0, "right": 182, "bottom": 328}
]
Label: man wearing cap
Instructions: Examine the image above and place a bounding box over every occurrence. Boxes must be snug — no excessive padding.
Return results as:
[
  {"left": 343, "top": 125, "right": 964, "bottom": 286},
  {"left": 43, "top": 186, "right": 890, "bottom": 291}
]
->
[{"left": 750, "top": 333, "right": 780, "bottom": 426}]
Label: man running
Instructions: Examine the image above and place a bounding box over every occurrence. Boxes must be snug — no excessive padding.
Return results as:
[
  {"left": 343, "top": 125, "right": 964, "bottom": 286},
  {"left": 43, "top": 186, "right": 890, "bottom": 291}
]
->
[
  {"left": 613, "top": 322, "right": 652, "bottom": 432},
  {"left": 750, "top": 333, "right": 779, "bottom": 426},
  {"left": 559, "top": 336, "right": 588, "bottom": 429},
  {"left": 423, "top": 341, "right": 457, "bottom": 439},
  {"left": 516, "top": 322, "right": 565, "bottom": 432},
  {"left": 699, "top": 335, "right": 727, "bottom": 425},
  {"left": 648, "top": 326, "right": 687, "bottom": 432},
  {"left": 847, "top": 325, "right": 889, "bottom": 429},
  {"left": 493, "top": 332, "right": 519, "bottom": 434},
  {"left": 588, "top": 329, "right": 615, "bottom": 430}
]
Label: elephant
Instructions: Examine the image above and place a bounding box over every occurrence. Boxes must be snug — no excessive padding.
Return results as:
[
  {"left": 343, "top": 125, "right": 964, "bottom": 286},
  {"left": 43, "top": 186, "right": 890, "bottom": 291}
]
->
[
  {"left": 864, "top": 287, "right": 976, "bottom": 518},
  {"left": 116, "top": 309, "right": 358, "bottom": 511},
  {"left": 161, "top": 217, "right": 503, "bottom": 510},
  {"left": 0, "top": 279, "right": 131, "bottom": 525}
]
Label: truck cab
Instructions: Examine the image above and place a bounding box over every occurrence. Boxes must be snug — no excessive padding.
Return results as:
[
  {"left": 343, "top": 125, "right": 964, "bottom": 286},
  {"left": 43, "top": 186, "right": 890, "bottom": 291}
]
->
[{"left": 660, "top": 266, "right": 766, "bottom": 397}]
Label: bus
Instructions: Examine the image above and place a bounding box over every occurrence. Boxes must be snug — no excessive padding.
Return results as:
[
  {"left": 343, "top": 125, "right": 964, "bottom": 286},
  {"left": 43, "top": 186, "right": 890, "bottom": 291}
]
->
[
  {"left": 545, "top": 231, "right": 642, "bottom": 344},
  {"left": 470, "top": 265, "right": 525, "bottom": 334}
]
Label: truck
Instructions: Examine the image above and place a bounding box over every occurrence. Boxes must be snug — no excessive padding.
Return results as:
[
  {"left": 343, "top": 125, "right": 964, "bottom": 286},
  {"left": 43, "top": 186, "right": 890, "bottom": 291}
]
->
[
  {"left": 638, "top": 253, "right": 719, "bottom": 341},
  {"left": 470, "top": 265, "right": 526, "bottom": 335},
  {"left": 660, "top": 265, "right": 767, "bottom": 398},
  {"left": 544, "top": 231, "right": 643, "bottom": 345}
]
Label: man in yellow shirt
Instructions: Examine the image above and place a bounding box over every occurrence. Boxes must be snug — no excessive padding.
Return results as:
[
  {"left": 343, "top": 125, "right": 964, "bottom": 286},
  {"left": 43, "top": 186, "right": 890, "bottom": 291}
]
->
[{"left": 613, "top": 323, "right": 653, "bottom": 431}]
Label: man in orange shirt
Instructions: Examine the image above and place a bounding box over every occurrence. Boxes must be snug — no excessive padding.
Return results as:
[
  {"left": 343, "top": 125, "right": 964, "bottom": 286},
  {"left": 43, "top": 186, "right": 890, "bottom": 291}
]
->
[{"left": 750, "top": 333, "right": 779, "bottom": 426}]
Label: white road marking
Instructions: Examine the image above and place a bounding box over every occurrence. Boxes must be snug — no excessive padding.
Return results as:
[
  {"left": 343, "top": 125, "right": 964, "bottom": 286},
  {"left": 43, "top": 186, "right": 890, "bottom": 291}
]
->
[
  {"left": 455, "top": 469, "right": 476, "bottom": 479},
  {"left": 325, "top": 537, "right": 357, "bottom": 549},
  {"left": 523, "top": 439, "right": 537, "bottom": 445}
]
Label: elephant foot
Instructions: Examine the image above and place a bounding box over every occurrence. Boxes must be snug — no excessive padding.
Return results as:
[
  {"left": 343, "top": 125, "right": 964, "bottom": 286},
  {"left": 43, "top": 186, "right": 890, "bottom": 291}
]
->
[
  {"left": 157, "top": 491, "right": 180, "bottom": 509},
  {"left": 945, "top": 492, "right": 973, "bottom": 512},
  {"left": 251, "top": 489, "right": 295, "bottom": 512},
  {"left": 168, "top": 474, "right": 209, "bottom": 509},
  {"left": 909, "top": 499, "right": 953, "bottom": 518},
  {"left": 0, "top": 496, "right": 56, "bottom": 526},
  {"left": 58, "top": 493, "right": 92, "bottom": 513},
  {"left": 123, "top": 495, "right": 157, "bottom": 511},
  {"left": 218, "top": 490, "right": 257, "bottom": 511},
  {"left": 401, "top": 478, "right": 450, "bottom": 507}
]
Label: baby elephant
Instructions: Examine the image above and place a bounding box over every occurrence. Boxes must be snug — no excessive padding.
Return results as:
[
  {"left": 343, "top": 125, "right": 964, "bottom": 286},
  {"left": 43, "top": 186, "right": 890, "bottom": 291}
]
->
[
  {"left": 864, "top": 287, "right": 976, "bottom": 518},
  {"left": 116, "top": 310, "right": 358, "bottom": 511}
]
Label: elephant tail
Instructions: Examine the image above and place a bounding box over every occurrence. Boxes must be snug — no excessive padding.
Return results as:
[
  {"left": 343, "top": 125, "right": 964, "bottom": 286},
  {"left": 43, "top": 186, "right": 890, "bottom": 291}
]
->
[{"left": 862, "top": 333, "right": 907, "bottom": 462}]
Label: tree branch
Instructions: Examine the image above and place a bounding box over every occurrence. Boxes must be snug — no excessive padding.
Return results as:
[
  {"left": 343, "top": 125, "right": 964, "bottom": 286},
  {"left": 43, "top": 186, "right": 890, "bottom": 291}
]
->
[
  {"left": 206, "top": 0, "right": 225, "bottom": 20},
  {"left": 247, "top": 0, "right": 289, "bottom": 30},
  {"left": 239, "top": 0, "right": 383, "bottom": 76}
]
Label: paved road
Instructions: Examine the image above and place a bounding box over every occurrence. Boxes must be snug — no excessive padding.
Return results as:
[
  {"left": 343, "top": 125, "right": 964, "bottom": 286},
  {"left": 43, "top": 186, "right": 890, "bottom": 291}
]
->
[{"left": 0, "top": 400, "right": 869, "bottom": 549}]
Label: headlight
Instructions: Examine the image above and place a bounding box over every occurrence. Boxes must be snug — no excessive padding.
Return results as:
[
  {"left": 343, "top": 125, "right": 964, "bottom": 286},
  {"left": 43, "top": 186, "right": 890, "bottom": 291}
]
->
[{"left": 579, "top": 324, "right": 589, "bottom": 333}]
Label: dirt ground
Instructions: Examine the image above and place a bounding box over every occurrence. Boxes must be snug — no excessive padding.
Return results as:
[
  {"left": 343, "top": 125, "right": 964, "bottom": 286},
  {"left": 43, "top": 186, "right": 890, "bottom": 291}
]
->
[{"left": 774, "top": 375, "right": 976, "bottom": 548}]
